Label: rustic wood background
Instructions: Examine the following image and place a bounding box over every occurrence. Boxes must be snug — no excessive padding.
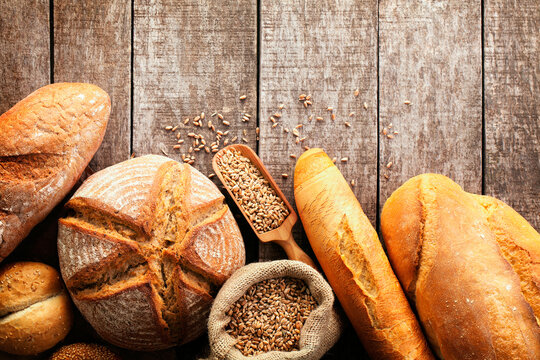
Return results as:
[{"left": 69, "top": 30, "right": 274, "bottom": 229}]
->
[{"left": 0, "top": 0, "right": 538, "bottom": 359}]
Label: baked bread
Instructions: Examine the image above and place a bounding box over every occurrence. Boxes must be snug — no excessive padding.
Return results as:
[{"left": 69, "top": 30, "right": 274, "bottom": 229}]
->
[
  {"left": 381, "top": 174, "right": 540, "bottom": 359},
  {"left": 294, "top": 149, "right": 434, "bottom": 360},
  {"left": 57, "top": 155, "right": 245, "bottom": 351},
  {"left": 0, "top": 262, "right": 73, "bottom": 355},
  {"left": 0, "top": 83, "right": 110, "bottom": 262},
  {"left": 51, "top": 343, "right": 121, "bottom": 360}
]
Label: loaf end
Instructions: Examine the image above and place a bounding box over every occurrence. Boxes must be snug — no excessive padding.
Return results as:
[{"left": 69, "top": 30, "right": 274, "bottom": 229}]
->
[{"left": 294, "top": 148, "right": 334, "bottom": 190}]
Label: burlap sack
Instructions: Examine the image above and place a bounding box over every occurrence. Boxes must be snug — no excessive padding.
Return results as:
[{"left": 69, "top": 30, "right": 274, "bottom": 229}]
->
[{"left": 206, "top": 260, "right": 341, "bottom": 360}]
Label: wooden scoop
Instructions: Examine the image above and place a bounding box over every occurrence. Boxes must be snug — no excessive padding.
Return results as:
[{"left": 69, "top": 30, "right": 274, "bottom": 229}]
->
[{"left": 212, "top": 144, "right": 317, "bottom": 269}]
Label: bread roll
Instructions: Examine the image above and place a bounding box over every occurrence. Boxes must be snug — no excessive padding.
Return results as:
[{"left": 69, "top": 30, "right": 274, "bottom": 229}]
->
[
  {"left": 57, "top": 155, "right": 245, "bottom": 350},
  {"left": 0, "top": 262, "right": 73, "bottom": 355},
  {"left": 0, "top": 83, "right": 110, "bottom": 262},
  {"left": 381, "top": 174, "right": 540, "bottom": 359},
  {"left": 294, "top": 149, "right": 434, "bottom": 360},
  {"left": 51, "top": 343, "right": 121, "bottom": 360}
]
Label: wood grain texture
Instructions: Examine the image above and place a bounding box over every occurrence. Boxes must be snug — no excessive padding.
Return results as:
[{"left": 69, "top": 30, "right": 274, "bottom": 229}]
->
[
  {"left": 484, "top": 0, "right": 540, "bottom": 229},
  {"left": 0, "top": 1, "right": 538, "bottom": 359},
  {"left": 259, "top": 0, "right": 378, "bottom": 266},
  {"left": 54, "top": 0, "right": 132, "bottom": 171},
  {"left": 379, "top": 0, "right": 483, "bottom": 207},
  {"left": 133, "top": 0, "right": 258, "bottom": 178},
  {"left": 0, "top": 0, "right": 49, "bottom": 114},
  {"left": 132, "top": 1, "right": 257, "bottom": 357}
]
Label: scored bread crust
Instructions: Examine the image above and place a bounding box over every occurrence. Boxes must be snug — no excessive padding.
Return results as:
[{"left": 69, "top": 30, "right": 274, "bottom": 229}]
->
[
  {"left": 0, "top": 83, "right": 111, "bottom": 261},
  {"left": 57, "top": 155, "right": 245, "bottom": 351},
  {"left": 472, "top": 193, "right": 540, "bottom": 324},
  {"left": 381, "top": 174, "right": 540, "bottom": 360},
  {"left": 294, "top": 149, "right": 434, "bottom": 360}
]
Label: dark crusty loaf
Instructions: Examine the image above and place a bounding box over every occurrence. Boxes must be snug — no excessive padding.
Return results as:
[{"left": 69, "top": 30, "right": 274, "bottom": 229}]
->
[
  {"left": 381, "top": 174, "right": 540, "bottom": 359},
  {"left": 57, "top": 155, "right": 245, "bottom": 351},
  {"left": 0, "top": 83, "right": 110, "bottom": 262},
  {"left": 0, "top": 262, "right": 73, "bottom": 355}
]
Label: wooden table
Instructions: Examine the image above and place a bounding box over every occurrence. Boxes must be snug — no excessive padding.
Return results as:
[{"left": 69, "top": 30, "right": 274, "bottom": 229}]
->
[{"left": 1, "top": 1, "right": 538, "bottom": 359}]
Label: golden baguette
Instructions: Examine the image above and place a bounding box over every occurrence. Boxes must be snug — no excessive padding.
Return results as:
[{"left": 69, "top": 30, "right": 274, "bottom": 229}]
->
[
  {"left": 294, "top": 148, "right": 434, "bottom": 360},
  {"left": 381, "top": 174, "right": 540, "bottom": 359}
]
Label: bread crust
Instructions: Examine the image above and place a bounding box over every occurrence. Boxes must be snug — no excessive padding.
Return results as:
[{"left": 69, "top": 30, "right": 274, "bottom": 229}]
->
[
  {"left": 72, "top": 279, "right": 170, "bottom": 350},
  {"left": 381, "top": 174, "right": 540, "bottom": 359},
  {"left": 0, "top": 293, "right": 73, "bottom": 355},
  {"left": 0, "top": 83, "right": 110, "bottom": 261},
  {"left": 473, "top": 194, "right": 540, "bottom": 324},
  {"left": 57, "top": 155, "right": 245, "bottom": 350},
  {"left": 0, "top": 262, "right": 62, "bottom": 316},
  {"left": 0, "top": 262, "right": 73, "bottom": 355},
  {"left": 294, "top": 149, "right": 434, "bottom": 360},
  {"left": 58, "top": 219, "right": 144, "bottom": 288}
]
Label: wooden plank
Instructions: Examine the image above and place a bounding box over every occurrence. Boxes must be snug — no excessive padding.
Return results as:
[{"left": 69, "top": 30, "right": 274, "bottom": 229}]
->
[
  {"left": 54, "top": 0, "right": 132, "bottom": 171},
  {"left": 133, "top": 1, "right": 257, "bottom": 357},
  {"left": 484, "top": 0, "right": 540, "bottom": 229},
  {"left": 0, "top": 0, "right": 49, "bottom": 114},
  {"left": 379, "top": 1, "right": 483, "bottom": 208},
  {"left": 54, "top": 3, "right": 172, "bottom": 359},
  {"left": 259, "top": 0, "right": 378, "bottom": 267},
  {"left": 133, "top": 0, "right": 258, "bottom": 178}
]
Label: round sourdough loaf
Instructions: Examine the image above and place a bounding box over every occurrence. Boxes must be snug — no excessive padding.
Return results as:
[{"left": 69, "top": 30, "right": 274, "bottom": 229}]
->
[{"left": 57, "top": 155, "right": 246, "bottom": 351}]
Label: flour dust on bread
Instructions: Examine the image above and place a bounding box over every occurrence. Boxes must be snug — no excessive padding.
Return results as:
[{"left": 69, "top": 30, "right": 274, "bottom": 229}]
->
[
  {"left": 57, "top": 155, "right": 246, "bottom": 350},
  {"left": 0, "top": 83, "right": 110, "bottom": 262},
  {"left": 381, "top": 174, "right": 540, "bottom": 360}
]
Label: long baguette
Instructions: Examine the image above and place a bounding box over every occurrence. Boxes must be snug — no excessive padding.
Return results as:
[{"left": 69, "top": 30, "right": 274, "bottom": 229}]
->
[{"left": 294, "top": 148, "right": 433, "bottom": 360}]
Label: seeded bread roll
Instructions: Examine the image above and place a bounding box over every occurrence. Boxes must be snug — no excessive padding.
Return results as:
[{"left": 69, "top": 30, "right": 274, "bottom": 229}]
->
[
  {"left": 57, "top": 155, "right": 245, "bottom": 351},
  {"left": 51, "top": 343, "right": 121, "bottom": 360},
  {"left": 381, "top": 174, "right": 540, "bottom": 359},
  {"left": 0, "top": 262, "right": 73, "bottom": 355},
  {"left": 294, "top": 149, "right": 434, "bottom": 360}
]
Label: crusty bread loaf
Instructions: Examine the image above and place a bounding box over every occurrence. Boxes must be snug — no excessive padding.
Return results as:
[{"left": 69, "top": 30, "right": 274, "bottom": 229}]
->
[
  {"left": 57, "top": 155, "right": 245, "bottom": 351},
  {"left": 472, "top": 193, "right": 540, "bottom": 323},
  {"left": 294, "top": 149, "right": 434, "bottom": 360},
  {"left": 0, "top": 83, "right": 110, "bottom": 262},
  {"left": 0, "top": 262, "right": 73, "bottom": 355},
  {"left": 381, "top": 174, "right": 540, "bottom": 359}
]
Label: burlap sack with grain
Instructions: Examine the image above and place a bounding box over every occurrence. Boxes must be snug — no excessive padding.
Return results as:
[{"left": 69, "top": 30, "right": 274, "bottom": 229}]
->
[{"left": 206, "top": 260, "right": 341, "bottom": 360}]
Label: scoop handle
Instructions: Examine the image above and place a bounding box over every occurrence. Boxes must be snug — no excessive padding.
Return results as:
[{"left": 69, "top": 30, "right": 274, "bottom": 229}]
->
[{"left": 275, "top": 233, "right": 318, "bottom": 270}]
